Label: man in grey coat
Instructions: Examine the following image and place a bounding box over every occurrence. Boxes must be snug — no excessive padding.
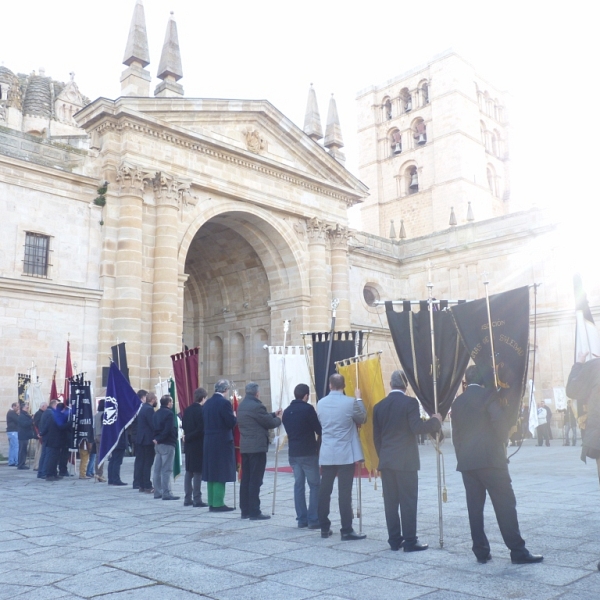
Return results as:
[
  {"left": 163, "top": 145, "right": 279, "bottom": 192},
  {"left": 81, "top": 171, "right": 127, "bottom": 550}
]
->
[
  {"left": 237, "top": 382, "right": 282, "bottom": 520},
  {"left": 317, "top": 373, "right": 367, "bottom": 540}
]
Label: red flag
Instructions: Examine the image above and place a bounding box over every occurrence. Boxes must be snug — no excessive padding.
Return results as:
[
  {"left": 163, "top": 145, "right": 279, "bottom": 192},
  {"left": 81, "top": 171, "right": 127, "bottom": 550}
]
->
[
  {"left": 232, "top": 391, "right": 242, "bottom": 482},
  {"left": 49, "top": 370, "right": 59, "bottom": 401},
  {"left": 63, "top": 341, "right": 73, "bottom": 404}
]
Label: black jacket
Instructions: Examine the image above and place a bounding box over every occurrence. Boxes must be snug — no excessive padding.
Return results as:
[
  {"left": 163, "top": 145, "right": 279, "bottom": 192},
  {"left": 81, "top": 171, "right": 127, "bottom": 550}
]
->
[
  {"left": 33, "top": 408, "right": 45, "bottom": 434},
  {"left": 452, "top": 385, "right": 511, "bottom": 472},
  {"left": 6, "top": 409, "right": 19, "bottom": 432},
  {"left": 373, "top": 390, "right": 441, "bottom": 471},
  {"left": 182, "top": 402, "right": 204, "bottom": 472},
  {"left": 18, "top": 410, "right": 35, "bottom": 441},
  {"left": 282, "top": 399, "right": 321, "bottom": 457},
  {"left": 39, "top": 408, "right": 67, "bottom": 449},
  {"left": 237, "top": 394, "right": 281, "bottom": 454},
  {"left": 136, "top": 403, "right": 155, "bottom": 446},
  {"left": 153, "top": 407, "right": 177, "bottom": 446}
]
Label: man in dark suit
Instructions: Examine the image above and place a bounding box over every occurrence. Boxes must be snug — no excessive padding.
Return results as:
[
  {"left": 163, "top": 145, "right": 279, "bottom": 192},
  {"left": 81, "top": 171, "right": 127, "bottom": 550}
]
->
[
  {"left": 202, "top": 379, "right": 237, "bottom": 512},
  {"left": 373, "top": 370, "right": 442, "bottom": 552},
  {"left": 452, "top": 365, "right": 543, "bottom": 564},
  {"left": 134, "top": 391, "right": 156, "bottom": 493},
  {"left": 182, "top": 387, "right": 208, "bottom": 508}
]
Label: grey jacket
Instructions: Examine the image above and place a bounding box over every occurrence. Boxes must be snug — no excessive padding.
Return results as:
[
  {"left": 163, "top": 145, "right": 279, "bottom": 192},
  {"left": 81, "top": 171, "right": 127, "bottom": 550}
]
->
[
  {"left": 237, "top": 394, "right": 281, "bottom": 454},
  {"left": 317, "top": 390, "right": 367, "bottom": 465}
]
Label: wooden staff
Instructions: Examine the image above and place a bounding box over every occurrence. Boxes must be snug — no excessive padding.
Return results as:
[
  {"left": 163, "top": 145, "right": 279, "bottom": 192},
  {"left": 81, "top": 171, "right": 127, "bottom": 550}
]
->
[
  {"left": 271, "top": 320, "right": 290, "bottom": 515},
  {"left": 353, "top": 335, "right": 363, "bottom": 535}
]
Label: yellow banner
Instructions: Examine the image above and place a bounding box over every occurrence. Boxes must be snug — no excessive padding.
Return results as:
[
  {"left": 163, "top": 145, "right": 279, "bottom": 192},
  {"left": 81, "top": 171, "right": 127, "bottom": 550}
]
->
[{"left": 337, "top": 355, "right": 386, "bottom": 474}]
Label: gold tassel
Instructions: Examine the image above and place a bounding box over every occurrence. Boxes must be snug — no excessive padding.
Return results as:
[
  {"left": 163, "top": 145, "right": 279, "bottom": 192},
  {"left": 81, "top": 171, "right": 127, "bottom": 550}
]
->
[{"left": 443, "top": 486, "right": 448, "bottom": 502}]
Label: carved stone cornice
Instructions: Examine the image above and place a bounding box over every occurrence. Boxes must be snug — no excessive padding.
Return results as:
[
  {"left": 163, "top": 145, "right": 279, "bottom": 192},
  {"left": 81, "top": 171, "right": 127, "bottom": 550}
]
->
[
  {"left": 153, "top": 171, "right": 197, "bottom": 208},
  {"left": 116, "top": 161, "right": 154, "bottom": 196},
  {"left": 306, "top": 218, "right": 329, "bottom": 243}
]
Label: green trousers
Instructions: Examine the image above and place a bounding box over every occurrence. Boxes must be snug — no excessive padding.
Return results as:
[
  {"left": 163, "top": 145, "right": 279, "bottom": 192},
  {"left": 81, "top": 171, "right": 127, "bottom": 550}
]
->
[{"left": 207, "top": 481, "right": 226, "bottom": 507}]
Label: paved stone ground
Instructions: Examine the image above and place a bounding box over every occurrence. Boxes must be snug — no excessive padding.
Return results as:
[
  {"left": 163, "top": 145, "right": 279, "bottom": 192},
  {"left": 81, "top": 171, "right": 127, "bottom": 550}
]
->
[{"left": 1, "top": 439, "right": 599, "bottom": 599}]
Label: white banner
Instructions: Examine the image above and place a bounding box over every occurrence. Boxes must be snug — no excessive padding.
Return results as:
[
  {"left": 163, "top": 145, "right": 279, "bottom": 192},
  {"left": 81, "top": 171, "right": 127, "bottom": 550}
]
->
[
  {"left": 528, "top": 379, "right": 538, "bottom": 437},
  {"left": 553, "top": 387, "right": 567, "bottom": 411},
  {"left": 268, "top": 346, "right": 312, "bottom": 447}
]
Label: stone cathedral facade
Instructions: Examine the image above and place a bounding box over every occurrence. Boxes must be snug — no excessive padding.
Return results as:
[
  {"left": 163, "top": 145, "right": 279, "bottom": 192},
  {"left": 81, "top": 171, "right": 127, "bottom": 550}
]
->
[{"left": 0, "top": 2, "right": 594, "bottom": 428}]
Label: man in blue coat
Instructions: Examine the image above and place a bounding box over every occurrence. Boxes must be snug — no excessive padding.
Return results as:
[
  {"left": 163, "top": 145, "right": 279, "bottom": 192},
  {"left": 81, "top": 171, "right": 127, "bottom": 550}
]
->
[{"left": 202, "top": 379, "right": 236, "bottom": 512}]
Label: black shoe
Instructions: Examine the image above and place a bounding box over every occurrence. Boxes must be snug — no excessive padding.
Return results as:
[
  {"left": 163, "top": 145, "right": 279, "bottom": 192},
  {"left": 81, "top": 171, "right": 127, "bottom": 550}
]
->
[
  {"left": 45, "top": 476, "right": 59, "bottom": 481},
  {"left": 404, "top": 542, "right": 428, "bottom": 552},
  {"left": 209, "top": 505, "right": 235, "bottom": 512},
  {"left": 308, "top": 523, "right": 320, "bottom": 530},
  {"left": 298, "top": 523, "right": 308, "bottom": 529},
  {"left": 17, "top": 466, "right": 30, "bottom": 470},
  {"left": 321, "top": 530, "right": 333, "bottom": 538},
  {"left": 511, "top": 552, "right": 543, "bottom": 564},
  {"left": 193, "top": 501, "right": 208, "bottom": 508},
  {"left": 390, "top": 541, "right": 404, "bottom": 551},
  {"left": 133, "top": 485, "right": 140, "bottom": 490},
  {"left": 341, "top": 530, "right": 367, "bottom": 541},
  {"left": 249, "top": 514, "right": 271, "bottom": 521},
  {"left": 241, "top": 514, "right": 249, "bottom": 519},
  {"left": 154, "top": 494, "right": 162, "bottom": 499},
  {"left": 184, "top": 500, "right": 193, "bottom": 506},
  {"left": 477, "top": 553, "right": 492, "bottom": 564},
  {"left": 162, "top": 495, "right": 180, "bottom": 501},
  {"left": 109, "top": 481, "right": 127, "bottom": 486}
]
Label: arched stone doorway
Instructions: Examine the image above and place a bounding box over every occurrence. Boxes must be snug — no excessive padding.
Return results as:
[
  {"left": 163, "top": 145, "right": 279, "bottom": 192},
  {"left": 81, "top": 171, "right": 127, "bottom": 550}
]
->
[{"left": 181, "top": 210, "right": 307, "bottom": 407}]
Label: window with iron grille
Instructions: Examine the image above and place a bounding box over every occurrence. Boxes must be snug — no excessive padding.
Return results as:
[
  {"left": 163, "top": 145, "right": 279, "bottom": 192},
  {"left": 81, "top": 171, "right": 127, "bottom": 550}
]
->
[{"left": 23, "top": 232, "right": 51, "bottom": 277}]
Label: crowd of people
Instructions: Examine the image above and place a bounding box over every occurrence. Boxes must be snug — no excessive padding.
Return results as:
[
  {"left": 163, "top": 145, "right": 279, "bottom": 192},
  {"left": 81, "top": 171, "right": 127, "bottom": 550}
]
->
[{"left": 4, "top": 356, "right": 600, "bottom": 569}]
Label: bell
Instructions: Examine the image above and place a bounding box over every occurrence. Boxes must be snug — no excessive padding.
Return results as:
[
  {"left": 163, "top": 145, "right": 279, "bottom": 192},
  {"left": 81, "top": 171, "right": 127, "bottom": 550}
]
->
[
  {"left": 409, "top": 172, "right": 419, "bottom": 191},
  {"left": 417, "top": 133, "right": 426, "bottom": 145},
  {"left": 393, "top": 142, "right": 402, "bottom": 155},
  {"left": 404, "top": 99, "right": 412, "bottom": 112}
]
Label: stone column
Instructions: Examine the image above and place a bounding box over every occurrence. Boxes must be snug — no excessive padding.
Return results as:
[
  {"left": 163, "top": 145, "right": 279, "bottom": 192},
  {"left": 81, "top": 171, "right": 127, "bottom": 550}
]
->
[
  {"left": 329, "top": 224, "right": 351, "bottom": 331},
  {"left": 150, "top": 172, "right": 186, "bottom": 382},
  {"left": 114, "top": 162, "right": 152, "bottom": 388},
  {"left": 306, "top": 218, "right": 330, "bottom": 332}
]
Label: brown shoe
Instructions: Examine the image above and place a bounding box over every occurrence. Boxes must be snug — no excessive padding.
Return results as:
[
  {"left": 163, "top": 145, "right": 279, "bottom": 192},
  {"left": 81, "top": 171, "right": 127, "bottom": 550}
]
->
[{"left": 143, "top": 488, "right": 154, "bottom": 494}]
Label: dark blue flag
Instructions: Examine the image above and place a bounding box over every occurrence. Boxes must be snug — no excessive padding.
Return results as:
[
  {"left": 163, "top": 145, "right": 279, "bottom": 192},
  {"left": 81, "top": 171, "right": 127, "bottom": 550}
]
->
[{"left": 98, "top": 362, "right": 141, "bottom": 467}]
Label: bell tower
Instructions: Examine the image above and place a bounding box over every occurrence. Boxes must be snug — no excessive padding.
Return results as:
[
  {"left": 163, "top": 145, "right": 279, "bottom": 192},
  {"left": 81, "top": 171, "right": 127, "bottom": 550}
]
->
[{"left": 356, "top": 50, "right": 509, "bottom": 239}]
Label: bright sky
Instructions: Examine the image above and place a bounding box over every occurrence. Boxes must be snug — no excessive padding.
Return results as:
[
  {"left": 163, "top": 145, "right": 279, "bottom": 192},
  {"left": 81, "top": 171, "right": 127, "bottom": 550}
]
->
[{"left": 1, "top": 1, "right": 597, "bottom": 278}]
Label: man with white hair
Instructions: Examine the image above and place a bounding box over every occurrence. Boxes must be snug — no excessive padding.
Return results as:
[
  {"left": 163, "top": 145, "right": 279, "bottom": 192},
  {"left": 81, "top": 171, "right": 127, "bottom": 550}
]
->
[{"left": 202, "top": 380, "right": 237, "bottom": 512}]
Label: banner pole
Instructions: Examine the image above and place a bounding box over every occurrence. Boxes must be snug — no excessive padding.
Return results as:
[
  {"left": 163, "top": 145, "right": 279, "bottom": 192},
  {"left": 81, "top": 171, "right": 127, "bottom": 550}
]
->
[
  {"left": 353, "top": 335, "right": 363, "bottom": 534},
  {"left": 323, "top": 299, "right": 340, "bottom": 399},
  {"left": 427, "top": 260, "right": 444, "bottom": 549},
  {"left": 483, "top": 275, "right": 499, "bottom": 390},
  {"left": 271, "top": 320, "right": 289, "bottom": 515}
]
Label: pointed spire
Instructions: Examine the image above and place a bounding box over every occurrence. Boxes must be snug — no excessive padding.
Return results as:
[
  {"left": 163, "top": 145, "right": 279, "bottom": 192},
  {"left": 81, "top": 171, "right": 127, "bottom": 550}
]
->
[
  {"left": 123, "top": 0, "right": 150, "bottom": 67},
  {"left": 120, "top": 0, "right": 151, "bottom": 96},
  {"left": 399, "top": 219, "right": 407, "bottom": 240},
  {"left": 449, "top": 206, "right": 457, "bottom": 227},
  {"left": 467, "top": 201, "right": 474, "bottom": 222},
  {"left": 303, "top": 84, "right": 323, "bottom": 142},
  {"left": 155, "top": 12, "right": 184, "bottom": 97},
  {"left": 389, "top": 219, "right": 396, "bottom": 240},
  {"left": 324, "top": 94, "right": 345, "bottom": 164}
]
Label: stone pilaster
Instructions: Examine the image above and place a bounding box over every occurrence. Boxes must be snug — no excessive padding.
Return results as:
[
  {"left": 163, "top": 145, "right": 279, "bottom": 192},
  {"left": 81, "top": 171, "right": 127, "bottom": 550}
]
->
[
  {"left": 114, "top": 162, "right": 153, "bottom": 388},
  {"left": 329, "top": 224, "right": 351, "bottom": 330},
  {"left": 150, "top": 172, "right": 187, "bottom": 381},
  {"left": 306, "top": 218, "right": 329, "bottom": 332}
]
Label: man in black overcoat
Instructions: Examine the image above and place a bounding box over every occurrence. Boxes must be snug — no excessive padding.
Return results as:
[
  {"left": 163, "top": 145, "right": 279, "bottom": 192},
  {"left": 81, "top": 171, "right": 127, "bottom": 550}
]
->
[
  {"left": 373, "top": 370, "right": 442, "bottom": 552},
  {"left": 452, "top": 365, "right": 543, "bottom": 564},
  {"left": 202, "top": 379, "right": 237, "bottom": 512},
  {"left": 183, "top": 387, "right": 208, "bottom": 507},
  {"left": 134, "top": 391, "right": 156, "bottom": 493}
]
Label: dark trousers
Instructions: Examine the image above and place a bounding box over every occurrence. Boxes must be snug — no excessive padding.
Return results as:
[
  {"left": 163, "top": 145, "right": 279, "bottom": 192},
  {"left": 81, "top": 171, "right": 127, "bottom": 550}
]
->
[
  {"left": 240, "top": 452, "right": 267, "bottom": 517},
  {"left": 318, "top": 463, "right": 355, "bottom": 534},
  {"left": 18, "top": 439, "right": 30, "bottom": 468},
  {"left": 536, "top": 424, "right": 550, "bottom": 446},
  {"left": 380, "top": 468, "right": 419, "bottom": 548},
  {"left": 108, "top": 448, "right": 125, "bottom": 484},
  {"left": 45, "top": 446, "right": 60, "bottom": 478},
  {"left": 461, "top": 467, "right": 527, "bottom": 560},
  {"left": 133, "top": 444, "right": 155, "bottom": 489},
  {"left": 58, "top": 445, "right": 70, "bottom": 475}
]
